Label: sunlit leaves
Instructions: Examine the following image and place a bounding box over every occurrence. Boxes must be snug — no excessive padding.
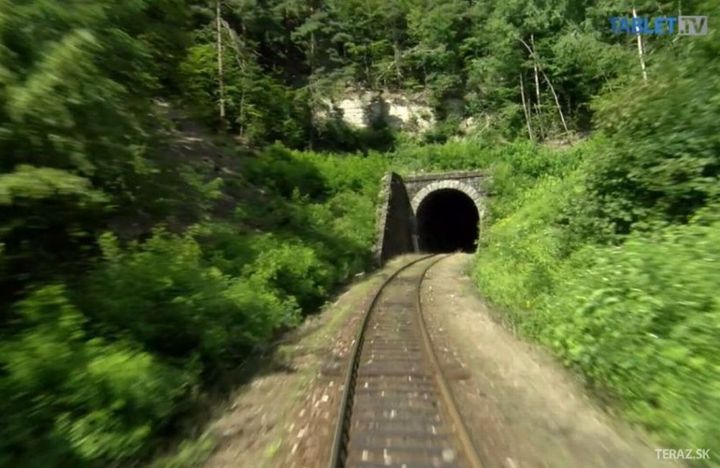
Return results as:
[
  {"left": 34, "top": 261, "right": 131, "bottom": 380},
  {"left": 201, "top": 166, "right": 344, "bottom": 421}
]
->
[
  {"left": 0, "top": 285, "right": 194, "bottom": 463},
  {"left": 0, "top": 166, "right": 108, "bottom": 207}
]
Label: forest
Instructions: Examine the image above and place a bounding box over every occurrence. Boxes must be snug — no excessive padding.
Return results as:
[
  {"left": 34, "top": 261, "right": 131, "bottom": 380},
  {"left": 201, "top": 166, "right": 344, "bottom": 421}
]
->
[{"left": 1, "top": 0, "right": 718, "bottom": 466}]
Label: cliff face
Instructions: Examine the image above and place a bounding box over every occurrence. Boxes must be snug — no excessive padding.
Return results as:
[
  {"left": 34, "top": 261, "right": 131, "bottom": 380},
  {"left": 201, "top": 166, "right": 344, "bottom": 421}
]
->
[{"left": 315, "top": 91, "right": 435, "bottom": 134}]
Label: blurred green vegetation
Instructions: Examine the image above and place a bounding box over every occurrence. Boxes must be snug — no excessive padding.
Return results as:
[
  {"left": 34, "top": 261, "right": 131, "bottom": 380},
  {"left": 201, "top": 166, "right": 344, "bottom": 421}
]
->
[
  {"left": 2, "top": 0, "right": 719, "bottom": 465},
  {"left": 0, "top": 1, "right": 397, "bottom": 461},
  {"left": 0, "top": 138, "right": 386, "bottom": 466},
  {"left": 473, "top": 3, "right": 720, "bottom": 463}
]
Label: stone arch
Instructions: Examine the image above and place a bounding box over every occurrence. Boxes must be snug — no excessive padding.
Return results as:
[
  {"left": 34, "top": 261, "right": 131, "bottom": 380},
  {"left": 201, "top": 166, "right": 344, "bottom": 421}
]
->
[{"left": 411, "top": 180, "right": 485, "bottom": 218}]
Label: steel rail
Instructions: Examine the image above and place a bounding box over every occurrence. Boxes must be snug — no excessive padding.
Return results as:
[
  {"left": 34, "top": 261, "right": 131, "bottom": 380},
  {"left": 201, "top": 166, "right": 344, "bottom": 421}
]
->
[
  {"left": 328, "top": 254, "right": 483, "bottom": 468},
  {"left": 416, "top": 255, "right": 484, "bottom": 468},
  {"left": 328, "top": 254, "right": 435, "bottom": 468}
]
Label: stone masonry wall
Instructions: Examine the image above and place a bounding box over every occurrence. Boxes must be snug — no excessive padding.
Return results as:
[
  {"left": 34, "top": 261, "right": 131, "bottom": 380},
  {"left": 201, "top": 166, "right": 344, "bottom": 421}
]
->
[
  {"left": 372, "top": 170, "right": 490, "bottom": 265},
  {"left": 372, "top": 172, "right": 415, "bottom": 265}
]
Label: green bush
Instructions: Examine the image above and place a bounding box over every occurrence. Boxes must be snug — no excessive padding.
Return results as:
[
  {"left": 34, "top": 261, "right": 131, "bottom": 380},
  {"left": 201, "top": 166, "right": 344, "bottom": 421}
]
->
[
  {"left": 0, "top": 286, "right": 195, "bottom": 465},
  {"left": 531, "top": 216, "right": 720, "bottom": 454},
  {"left": 475, "top": 173, "right": 578, "bottom": 314},
  {"left": 584, "top": 4, "right": 720, "bottom": 236},
  {"left": 80, "top": 231, "right": 294, "bottom": 366},
  {"left": 323, "top": 191, "right": 377, "bottom": 255},
  {"left": 0, "top": 166, "right": 110, "bottom": 308},
  {"left": 474, "top": 133, "right": 720, "bottom": 461},
  {"left": 248, "top": 144, "right": 325, "bottom": 198},
  {"left": 293, "top": 150, "right": 388, "bottom": 199},
  {"left": 178, "top": 41, "right": 309, "bottom": 147},
  {"left": 243, "top": 235, "right": 331, "bottom": 312},
  {"left": 390, "top": 140, "right": 492, "bottom": 172},
  {"left": 0, "top": 138, "right": 387, "bottom": 465}
]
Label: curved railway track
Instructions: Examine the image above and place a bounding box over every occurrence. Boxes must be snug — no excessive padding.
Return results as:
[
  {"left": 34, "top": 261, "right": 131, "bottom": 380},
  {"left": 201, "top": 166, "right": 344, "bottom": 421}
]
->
[{"left": 329, "top": 255, "right": 483, "bottom": 468}]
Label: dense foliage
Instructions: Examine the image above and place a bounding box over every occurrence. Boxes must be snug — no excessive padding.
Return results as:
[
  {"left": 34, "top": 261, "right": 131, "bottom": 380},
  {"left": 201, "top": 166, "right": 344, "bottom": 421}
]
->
[
  {"left": 171, "top": 0, "right": 684, "bottom": 145},
  {"left": 0, "top": 2, "right": 387, "bottom": 459},
  {"left": 0, "top": 141, "right": 384, "bottom": 466},
  {"left": 1, "top": 0, "right": 719, "bottom": 465},
  {"left": 473, "top": 2, "right": 720, "bottom": 463}
]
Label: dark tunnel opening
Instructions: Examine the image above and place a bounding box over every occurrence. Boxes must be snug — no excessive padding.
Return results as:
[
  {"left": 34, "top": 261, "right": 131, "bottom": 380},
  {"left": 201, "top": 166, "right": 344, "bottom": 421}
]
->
[{"left": 416, "top": 189, "right": 479, "bottom": 253}]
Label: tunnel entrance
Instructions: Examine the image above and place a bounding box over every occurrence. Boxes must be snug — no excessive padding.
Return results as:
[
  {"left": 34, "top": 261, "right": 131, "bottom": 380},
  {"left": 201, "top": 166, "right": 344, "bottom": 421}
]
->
[{"left": 416, "top": 188, "right": 479, "bottom": 253}]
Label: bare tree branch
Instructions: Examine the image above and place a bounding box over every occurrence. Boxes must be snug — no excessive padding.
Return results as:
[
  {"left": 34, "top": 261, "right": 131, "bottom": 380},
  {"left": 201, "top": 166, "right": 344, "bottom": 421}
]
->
[{"left": 518, "top": 37, "right": 569, "bottom": 135}]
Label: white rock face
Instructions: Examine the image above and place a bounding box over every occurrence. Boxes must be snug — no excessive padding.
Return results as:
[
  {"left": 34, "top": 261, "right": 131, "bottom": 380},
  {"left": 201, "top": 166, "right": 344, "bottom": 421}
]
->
[
  {"left": 334, "top": 97, "right": 367, "bottom": 128},
  {"left": 316, "top": 91, "right": 435, "bottom": 133}
]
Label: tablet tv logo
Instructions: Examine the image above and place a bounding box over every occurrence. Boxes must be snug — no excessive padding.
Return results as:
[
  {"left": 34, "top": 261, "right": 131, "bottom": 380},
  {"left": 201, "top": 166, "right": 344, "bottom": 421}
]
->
[{"left": 609, "top": 16, "right": 708, "bottom": 36}]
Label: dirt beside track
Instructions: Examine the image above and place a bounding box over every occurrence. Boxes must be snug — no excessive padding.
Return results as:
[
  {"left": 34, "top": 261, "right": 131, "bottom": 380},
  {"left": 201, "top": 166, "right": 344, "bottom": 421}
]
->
[
  {"left": 203, "top": 255, "right": 426, "bottom": 468},
  {"left": 420, "top": 254, "right": 674, "bottom": 468},
  {"left": 202, "top": 253, "right": 678, "bottom": 468}
]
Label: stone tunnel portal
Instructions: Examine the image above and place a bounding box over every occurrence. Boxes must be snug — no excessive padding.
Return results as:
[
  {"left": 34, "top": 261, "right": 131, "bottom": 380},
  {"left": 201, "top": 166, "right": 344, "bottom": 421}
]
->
[
  {"left": 373, "top": 172, "right": 487, "bottom": 265},
  {"left": 416, "top": 188, "right": 479, "bottom": 253}
]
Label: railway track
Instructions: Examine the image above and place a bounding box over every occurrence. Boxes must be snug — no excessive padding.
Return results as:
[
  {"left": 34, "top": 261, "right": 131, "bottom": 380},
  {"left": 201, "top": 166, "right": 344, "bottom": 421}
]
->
[{"left": 329, "top": 255, "right": 483, "bottom": 468}]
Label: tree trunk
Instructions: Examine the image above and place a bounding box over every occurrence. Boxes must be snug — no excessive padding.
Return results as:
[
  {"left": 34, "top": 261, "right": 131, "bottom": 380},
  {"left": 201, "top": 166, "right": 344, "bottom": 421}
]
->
[
  {"left": 530, "top": 34, "right": 545, "bottom": 139},
  {"left": 521, "top": 36, "right": 569, "bottom": 135},
  {"left": 364, "top": 46, "right": 371, "bottom": 87},
  {"left": 393, "top": 31, "right": 403, "bottom": 82},
  {"left": 544, "top": 71, "right": 569, "bottom": 134},
  {"left": 520, "top": 73, "right": 534, "bottom": 141},
  {"left": 632, "top": 7, "right": 648, "bottom": 81},
  {"left": 531, "top": 35, "right": 541, "bottom": 105},
  {"left": 216, "top": 1, "right": 226, "bottom": 127},
  {"left": 309, "top": 6, "right": 318, "bottom": 151},
  {"left": 221, "top": 19, "right": 245, "bottom": 138}
]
